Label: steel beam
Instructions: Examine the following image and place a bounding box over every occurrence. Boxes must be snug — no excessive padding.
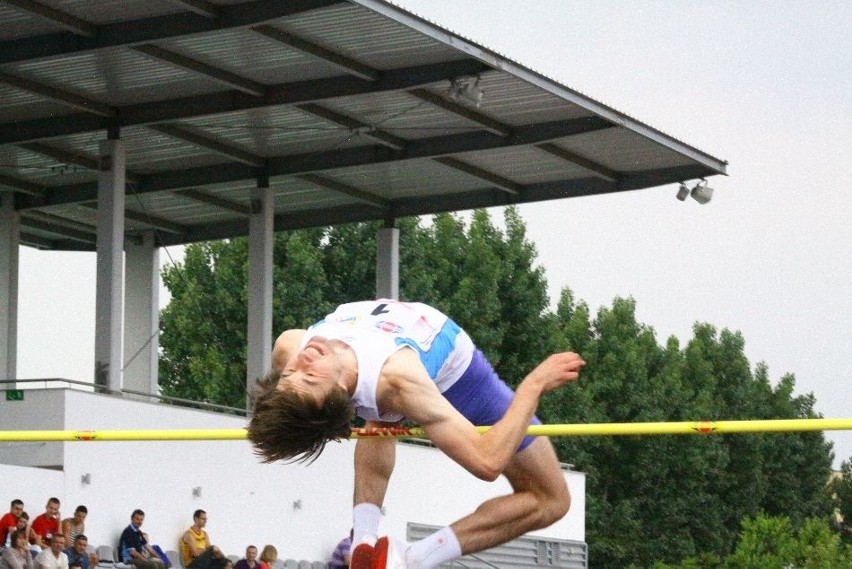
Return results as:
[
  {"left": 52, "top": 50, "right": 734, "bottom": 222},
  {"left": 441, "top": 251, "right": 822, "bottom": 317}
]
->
[
  {"left": 296, "top": 173, "right": 388, "bottom": 208},
  {"left": 252, "top": 25, "right": 379, "bottom": 81},
  {"left": 19, "top": 216, "right": 97, "bottom": 244},
  {"left": 1, "top": 59, "right": 492, "bottom": 145},
  {"left": 0, "top": 71, "right": 115, "bottom": 117},
  {"left": 4, "top": 0, "right": 97, "bottom": 37},
  {"left": 433, "top": 157, "right": 521, "bottom": 194},
  {"left": 132, "top": 45, "right": 266, "bottom": 96},
  {"left": 408, "top": 88, "right": 511, "bottom": 137},
  {"left": 0, "top": 0, "right": 347, "bottom": 64},
  {"left": 0, "top": 174, "right": 45, "bottom": 197},
  {"left": 297, "top": 103, "right": 407, "bottom": 150},
  {"left": 175, "top": 189, "right": 251, "bottom": 215},
  {"left": 148, "top": 124, "right": 265, "bottom": 167},
  {"left": 21, "top": 117, "right": 616, "bottom": 208},
  {"left": 79, "top": 203, "right": 188, "bottom": 235},
  {"left": 167, "top": 0, "right": 219, "bottom": 18},
  {"left": 537, "top": 142, "right": 620, "bottom": 182}
]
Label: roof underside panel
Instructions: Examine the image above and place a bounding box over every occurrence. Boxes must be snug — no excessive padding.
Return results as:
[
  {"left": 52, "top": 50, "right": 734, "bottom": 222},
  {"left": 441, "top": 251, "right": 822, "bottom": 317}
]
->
[{"left": 1, "top": 0, "right": 726, "bottom": 250}]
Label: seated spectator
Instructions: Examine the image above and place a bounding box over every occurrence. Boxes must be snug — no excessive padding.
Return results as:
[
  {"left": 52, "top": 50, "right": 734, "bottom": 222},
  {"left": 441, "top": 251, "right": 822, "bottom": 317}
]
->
[
  {"left": 64, "top": 535, "right": 90, "bottom": 569},
  {"left": 14, "top": 513, "right": 41, "bottom": 558},
  {"left": 178, "top": 511, "right": 226, "bottom": 569},
  {"left": 60, "top": 507, "right": 86, "bottom": 546},
  {"left": 1, "top": 530, "right": 33, "bottom": 569},
  {"left": 329, "top": 532, "right": 351, "bottom": 569},
  {"left": 232, "top": 546, "right": 259, "bottom": 569},
  {"left": 34, "top": 534, "right": 67, "bottom": 569},
  {"left": 0, "top": 500, "right": 24, "bottom": 550},
  {"left": 60, "top": 507, "right": 97, "bottom": 568},
  {"left": 30, "top": 500, "right": 60, "bottom": 550},
  {"left": 257, "top": 546, "right": 276, "bottom": 569},
  {"left": 118, "top": 510, "right": 166, "bottom": 569}
]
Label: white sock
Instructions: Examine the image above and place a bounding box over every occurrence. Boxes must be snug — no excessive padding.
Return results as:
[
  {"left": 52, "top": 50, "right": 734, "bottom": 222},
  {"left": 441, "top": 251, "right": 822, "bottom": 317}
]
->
[
  {"left": 352, "top": 503, "right": 382, "bottom": 545},
  {"left": 404, "top": 526, "right": 462, "bottom": 569}
]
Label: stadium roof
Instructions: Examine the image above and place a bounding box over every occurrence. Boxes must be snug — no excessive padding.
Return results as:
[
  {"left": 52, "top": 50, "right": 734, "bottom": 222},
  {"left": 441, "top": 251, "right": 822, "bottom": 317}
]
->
[{"left": 0, "top": 0, "right": 727, "bottom": 251}]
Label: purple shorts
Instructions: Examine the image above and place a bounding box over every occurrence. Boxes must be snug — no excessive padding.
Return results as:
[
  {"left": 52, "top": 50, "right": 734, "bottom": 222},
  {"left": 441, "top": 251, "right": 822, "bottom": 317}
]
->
[{"left": 442, "top": 349, "right": 541, "bottom": 452}]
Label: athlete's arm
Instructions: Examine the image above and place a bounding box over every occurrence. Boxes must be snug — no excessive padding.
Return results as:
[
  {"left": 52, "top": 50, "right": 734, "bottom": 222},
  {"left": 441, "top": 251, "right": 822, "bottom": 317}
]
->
[
  {"left": 379, "top": 349, "right": 584, "bottom": 481},
  {"left": 271, "top": 329, "right": 306, "bottom": 373}
]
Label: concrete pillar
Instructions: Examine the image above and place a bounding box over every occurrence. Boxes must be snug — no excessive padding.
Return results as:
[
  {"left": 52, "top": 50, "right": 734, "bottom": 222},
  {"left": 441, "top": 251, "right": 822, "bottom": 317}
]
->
[
  {"left": 376, "top": 223, "right": 399, "bottom": 300},
  {"left": 246, "top": 179, "right": 273, "bottom": 409},
  {"left": 94, "top": 137, "right": 125, "bottom": 392},
  {"left": 124, "top": 232, "right": 159, "bottom": 397},
  {"left": 0, "top": 193, "right": 19, "bottom": 380}
]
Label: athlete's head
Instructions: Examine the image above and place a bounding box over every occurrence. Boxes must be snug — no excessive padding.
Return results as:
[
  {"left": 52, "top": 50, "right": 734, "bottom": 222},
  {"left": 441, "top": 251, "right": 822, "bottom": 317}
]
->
[{"left": 248, "top": 369, "right": 353, "bottom": 464}]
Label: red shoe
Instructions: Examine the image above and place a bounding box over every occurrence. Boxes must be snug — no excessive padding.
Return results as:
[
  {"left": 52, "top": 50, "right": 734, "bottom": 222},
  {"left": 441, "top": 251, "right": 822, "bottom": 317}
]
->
[
  {"left": 372, "top": 536, "right": 407, "bottom": 568},
  {"left": 350, "top": 541, "right": 376, "bottom": 569}
]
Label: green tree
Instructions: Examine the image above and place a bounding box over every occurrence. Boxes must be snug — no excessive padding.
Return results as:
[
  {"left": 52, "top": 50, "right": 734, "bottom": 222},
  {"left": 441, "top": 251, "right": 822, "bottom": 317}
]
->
[
  {"left": 160, "top": 239, "right": 253, "bottom": 407},
  {"left": 761, "top": 374, "right": 834, "bottom": 526},
  {"left": 723, "top": 513, "right": 852, "bottom": 569}
]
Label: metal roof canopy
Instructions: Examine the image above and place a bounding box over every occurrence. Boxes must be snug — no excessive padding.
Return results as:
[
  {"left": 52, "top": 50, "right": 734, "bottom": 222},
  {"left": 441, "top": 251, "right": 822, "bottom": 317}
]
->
[{"left": 0, "top": 0, "right": 727, "bottom": 251}]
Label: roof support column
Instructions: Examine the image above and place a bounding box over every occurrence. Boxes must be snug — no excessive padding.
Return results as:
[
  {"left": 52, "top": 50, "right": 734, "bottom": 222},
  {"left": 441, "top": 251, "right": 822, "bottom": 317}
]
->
[
  {"left": 0, "top": 193, "right": 20, "bottom": 380},
  {"left": 376, "top": 220, "right": 399, "bottom": 300},
  {"left": 94, "top": 135, "right": 125, "bottom": 392},
  {"left": 246, "top": 176, "right": 273, "bottom": 409},
  {"left": 124, "top": 231, "right": 159, "bottom": 398}
]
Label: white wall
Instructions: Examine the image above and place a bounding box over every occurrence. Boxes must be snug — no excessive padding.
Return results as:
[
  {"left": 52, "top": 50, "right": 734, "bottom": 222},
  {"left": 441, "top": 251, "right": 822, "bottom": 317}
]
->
[{"left": 0, "top": 388, "right": 584, "bottom": 563}]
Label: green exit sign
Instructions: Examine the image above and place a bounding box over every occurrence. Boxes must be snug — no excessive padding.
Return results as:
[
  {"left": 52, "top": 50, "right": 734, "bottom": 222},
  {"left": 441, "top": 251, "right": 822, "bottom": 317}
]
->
[{"left": 5, "top": 390, "right": 24, "bottom": 401}]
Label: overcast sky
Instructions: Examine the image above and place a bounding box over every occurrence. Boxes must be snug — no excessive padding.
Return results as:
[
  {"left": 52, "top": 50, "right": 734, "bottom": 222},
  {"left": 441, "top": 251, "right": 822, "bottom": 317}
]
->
[{"left": 16, "top": 1, "right": 851, "bottom": 467}]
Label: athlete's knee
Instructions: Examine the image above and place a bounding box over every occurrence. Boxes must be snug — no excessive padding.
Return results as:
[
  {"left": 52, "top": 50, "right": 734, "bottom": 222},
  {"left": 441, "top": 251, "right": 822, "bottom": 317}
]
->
[{"left": 533, "top": 480, "right": 571, "bottom": 528}]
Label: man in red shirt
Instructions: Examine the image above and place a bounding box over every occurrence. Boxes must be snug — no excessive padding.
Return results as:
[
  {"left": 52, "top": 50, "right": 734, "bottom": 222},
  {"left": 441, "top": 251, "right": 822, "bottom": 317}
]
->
[
  {"left": 30, "top": 498, "right": 61, "bottom": 548},
  {"left": 0, "top": 499, "right": 24, "bottom": 547}
]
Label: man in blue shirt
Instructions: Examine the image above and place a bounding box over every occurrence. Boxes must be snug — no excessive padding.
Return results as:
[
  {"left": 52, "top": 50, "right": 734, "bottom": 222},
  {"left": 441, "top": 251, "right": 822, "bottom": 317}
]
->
[
  {"left": 65, "top": 535, "right": 91, "bottom": 569},
  {"left": 118, "top": 510, "right": 166, "bottom": 569}
]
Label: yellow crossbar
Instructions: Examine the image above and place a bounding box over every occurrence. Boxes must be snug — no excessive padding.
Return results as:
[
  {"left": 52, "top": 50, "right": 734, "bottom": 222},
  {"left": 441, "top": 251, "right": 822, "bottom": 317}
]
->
[{"left": 0, "top": 418, "right": 850, "bottom": 442}]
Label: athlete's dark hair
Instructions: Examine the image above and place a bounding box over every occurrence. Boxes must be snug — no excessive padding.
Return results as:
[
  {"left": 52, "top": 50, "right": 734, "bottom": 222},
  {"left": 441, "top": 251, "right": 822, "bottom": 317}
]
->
[{"left": 247, "top": 370, "right": 353, "bottom": 464}]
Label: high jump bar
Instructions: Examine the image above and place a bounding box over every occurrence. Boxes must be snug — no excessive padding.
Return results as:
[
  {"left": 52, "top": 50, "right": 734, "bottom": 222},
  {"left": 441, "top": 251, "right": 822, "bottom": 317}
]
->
[{"left": 1, "top": 418, "right": 851, "bottom": 442}]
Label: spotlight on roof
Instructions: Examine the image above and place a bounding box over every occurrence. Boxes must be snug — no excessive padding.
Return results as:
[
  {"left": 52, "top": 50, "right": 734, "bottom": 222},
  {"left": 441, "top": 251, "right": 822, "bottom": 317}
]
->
[
  {"left": 690, "top": 179, "right": 713, "bottom": 204},
  {"left": 675, "top": 179, "right": 713, "bottom": 204},
  {"left": 449, "top": 76, "right": 484, "bottom": 108}
]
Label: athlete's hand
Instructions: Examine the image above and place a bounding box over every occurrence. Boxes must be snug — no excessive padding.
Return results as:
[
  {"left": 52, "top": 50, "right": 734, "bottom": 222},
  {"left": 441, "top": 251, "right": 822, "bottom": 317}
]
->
[{"left": 522, "top": 351, "right": 585, "bottom": 393}]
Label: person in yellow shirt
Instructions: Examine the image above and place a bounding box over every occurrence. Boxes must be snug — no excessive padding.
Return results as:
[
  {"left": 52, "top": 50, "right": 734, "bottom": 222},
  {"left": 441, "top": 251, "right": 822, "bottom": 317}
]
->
[{"left": 178, "top": 511, "right": 227, "bottom": 569}]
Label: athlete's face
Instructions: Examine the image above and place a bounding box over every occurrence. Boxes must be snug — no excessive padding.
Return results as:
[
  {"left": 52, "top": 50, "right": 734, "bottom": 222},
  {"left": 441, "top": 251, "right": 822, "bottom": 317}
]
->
[{"left": 277, "top": 337, "right": 342, "bottom": 401}]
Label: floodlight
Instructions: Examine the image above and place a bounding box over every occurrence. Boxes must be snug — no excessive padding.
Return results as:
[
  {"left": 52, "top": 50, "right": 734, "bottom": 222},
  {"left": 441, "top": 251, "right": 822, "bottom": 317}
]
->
[
  {"left": 690, "top": 179, "right": 713, "bottom": 204},
  {"left": 675, "top": 183, "right": 690, "bottom": 201}
]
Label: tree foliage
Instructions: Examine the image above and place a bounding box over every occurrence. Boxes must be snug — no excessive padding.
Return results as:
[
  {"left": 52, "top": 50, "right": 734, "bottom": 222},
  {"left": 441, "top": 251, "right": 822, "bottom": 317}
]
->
[
  {"left": 158, "top": 207, "right": 840, "bottom": 567},
  {"left": 653, "top": 513, "right": 852, "bottom": 568}
]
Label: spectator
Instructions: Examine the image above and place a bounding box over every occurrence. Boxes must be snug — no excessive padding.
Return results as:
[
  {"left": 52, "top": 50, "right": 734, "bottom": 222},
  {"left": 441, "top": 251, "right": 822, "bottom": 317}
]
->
[
  {"left": 329, "top": 532, "right": 351, "bottom": 569},
  {"left": 59, "top": 507, "right": 86, "bottom": 546},
  {"left": 34, "top": 534, "right": 67, "bottom": 569},
  {"left": 0, "top": 500, "right": 24, "bottom": 549},
  {"left": 1, "top": 530, "right": 33, "bottom": 569},
  {"left": 30, "top": 500, "right": 60, "bottom": 550},
  {"left": 10, "top": 513, "right": 39, "bottom": 558},
  {"left": 178, "top": 511, "right": 226, "bottom": 569},
  {"left": 64, "top": 535, "right": 89, "bottom": 569},
  {"left": 118, "top": 510, "right": 166, "bottom": 569},
  {"left": 60, "top": 508, "right": 96, "bottom": 568},
  {"left": 232, "top": 546, "right": 259, "bottom": 569},
  {"left": 257, "top": 546, "right": 276, "bottom": 569}
]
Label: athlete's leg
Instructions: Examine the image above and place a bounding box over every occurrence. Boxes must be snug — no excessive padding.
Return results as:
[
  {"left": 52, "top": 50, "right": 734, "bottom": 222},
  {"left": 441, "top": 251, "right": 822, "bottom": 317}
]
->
[{"left": 448, "top": 436, "right": 570, "bottom": 554}]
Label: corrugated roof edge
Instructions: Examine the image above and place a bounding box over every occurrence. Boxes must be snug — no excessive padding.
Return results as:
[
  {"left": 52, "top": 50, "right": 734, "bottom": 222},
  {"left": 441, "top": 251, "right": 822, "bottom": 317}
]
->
[{"left": 362, "top": 0, "right": 728, "bottom": 176}]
